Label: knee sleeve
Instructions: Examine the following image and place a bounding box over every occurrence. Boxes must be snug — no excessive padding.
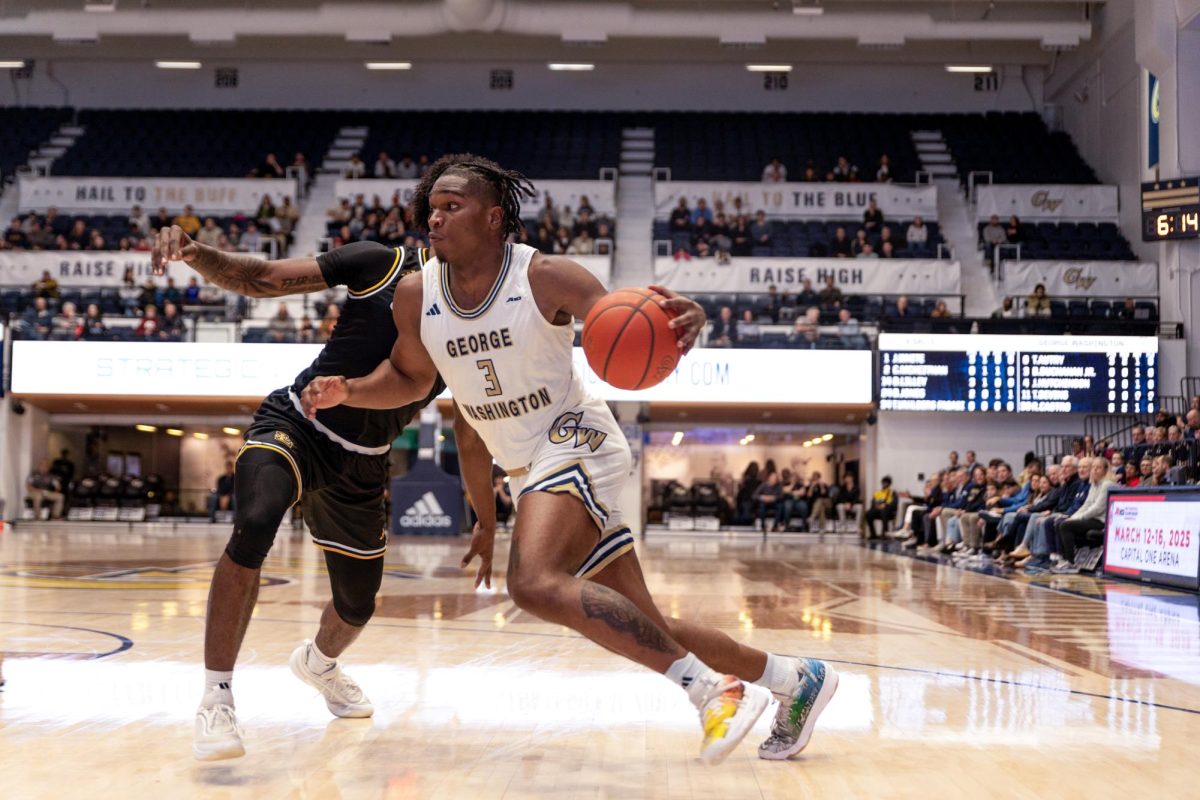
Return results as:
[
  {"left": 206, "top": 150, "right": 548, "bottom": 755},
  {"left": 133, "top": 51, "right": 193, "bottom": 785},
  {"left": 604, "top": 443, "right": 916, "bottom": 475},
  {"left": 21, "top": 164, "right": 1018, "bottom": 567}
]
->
[
  {"left": 325, "top": 550, "right": 383, "bottom": 627},
  {"left": 224, "top": 447, "right": 299, "bottom": 569}
]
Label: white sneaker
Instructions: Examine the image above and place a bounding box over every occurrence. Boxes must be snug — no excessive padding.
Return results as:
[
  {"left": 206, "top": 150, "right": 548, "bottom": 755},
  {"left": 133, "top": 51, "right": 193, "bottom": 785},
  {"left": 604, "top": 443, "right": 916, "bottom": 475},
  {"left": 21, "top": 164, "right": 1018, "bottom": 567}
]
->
[
  {"left": 194, "top": 703, "right": 245, "bottom": 761},
  {"left": 695, "top": 675, "right": 770, "bottom": 766},
  {"left": 289, "top": 640, "right": 374, "bottom": 718}
]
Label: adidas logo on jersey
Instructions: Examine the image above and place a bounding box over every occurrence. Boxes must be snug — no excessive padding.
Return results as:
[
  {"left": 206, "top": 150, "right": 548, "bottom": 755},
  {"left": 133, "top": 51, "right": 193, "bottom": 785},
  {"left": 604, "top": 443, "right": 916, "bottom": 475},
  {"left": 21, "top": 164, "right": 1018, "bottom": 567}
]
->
[
  {"left": 398, "top": 491, "right": 452, "bottom": 528},
  {"left": 425, "top": 303, "right": 442, "bottom": 316},
  {"left": 505, "top": 295, "right": 523, "bottom": 303}
]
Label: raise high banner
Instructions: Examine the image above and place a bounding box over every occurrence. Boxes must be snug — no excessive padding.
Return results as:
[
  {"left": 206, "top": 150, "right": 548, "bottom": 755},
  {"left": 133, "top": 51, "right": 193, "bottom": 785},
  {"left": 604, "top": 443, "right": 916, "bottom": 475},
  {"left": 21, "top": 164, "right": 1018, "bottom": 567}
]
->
[
  {"left": 653, "top": 257, "right": 961, "bottom": 296},
  {"left": 653, "top": 181, "right": 938, "bottom": 220}
]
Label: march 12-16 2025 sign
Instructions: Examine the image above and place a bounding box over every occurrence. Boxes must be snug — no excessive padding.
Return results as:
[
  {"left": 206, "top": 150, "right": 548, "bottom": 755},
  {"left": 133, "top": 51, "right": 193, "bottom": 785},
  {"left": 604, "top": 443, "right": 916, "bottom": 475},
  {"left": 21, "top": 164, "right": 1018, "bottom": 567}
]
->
[{"left": 1141, "top": 177, "right": 1200, "bottom": 241}]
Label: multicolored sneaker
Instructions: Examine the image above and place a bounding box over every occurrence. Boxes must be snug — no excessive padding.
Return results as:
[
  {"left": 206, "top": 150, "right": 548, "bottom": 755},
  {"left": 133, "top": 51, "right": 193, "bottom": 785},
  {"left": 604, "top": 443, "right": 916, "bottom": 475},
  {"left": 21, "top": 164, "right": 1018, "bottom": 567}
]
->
[
  {"left": 758, "top": 658, "right": 838, "bottom": 761},
  {"left": 697, "top": 675, "right": 770, "bottom": 766}
]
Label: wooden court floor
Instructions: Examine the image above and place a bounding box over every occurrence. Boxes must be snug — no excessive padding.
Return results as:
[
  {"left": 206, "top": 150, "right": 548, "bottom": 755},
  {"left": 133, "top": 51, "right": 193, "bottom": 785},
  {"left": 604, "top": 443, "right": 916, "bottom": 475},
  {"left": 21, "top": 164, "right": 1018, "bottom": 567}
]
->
[{"left": 1, "top": 523, "right": 1198, "bottom": 800}]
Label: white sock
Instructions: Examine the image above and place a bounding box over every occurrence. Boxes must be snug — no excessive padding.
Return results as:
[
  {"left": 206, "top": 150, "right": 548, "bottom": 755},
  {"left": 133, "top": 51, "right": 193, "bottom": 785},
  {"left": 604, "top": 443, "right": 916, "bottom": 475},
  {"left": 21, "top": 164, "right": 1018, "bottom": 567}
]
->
[
  {"left": 665, "top": 652, "right": 725, "bottom": 710},
  {"left": 202, "top": 669, "right": 234, "bottom": 708},
  {"left": 306, "top": 640, "right": 337, "bottom": 674},
  {"left": 754, "top": 653, "right": 800, "bottom": 700}
]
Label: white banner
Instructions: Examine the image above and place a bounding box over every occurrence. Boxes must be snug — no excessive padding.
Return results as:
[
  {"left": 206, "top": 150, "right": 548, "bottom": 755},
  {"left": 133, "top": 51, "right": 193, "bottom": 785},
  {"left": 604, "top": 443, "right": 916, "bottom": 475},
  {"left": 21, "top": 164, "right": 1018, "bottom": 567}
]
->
[
  {"left": 11, "top": 342, "right": 872, "bottom": 405},
  {"left": 335, "top": 179, "right": 617, "bottom": 218},
  {"left": 0, "top": 250, "right": 260, "bottom": 288},
  {"left": 19, "top": 177, "right": 299, "bottom": 214},
  {"left": 654, "top": 182, "right": 937, "bottom": 220},
  {"left": 1105, "top": 494, "right": 1200, "bottom": 585},
  {"left": 999, "top": 260, "right": 1158, "bottom": 297},
  {"left": 574, "top": 255, "right": 612, "bottom": 287},
  {"left": 975, "top": 185, "right": 1119, "bottom": 221},
  {"left": 654, "top": 257, "right": 961, "bottom": 296}
]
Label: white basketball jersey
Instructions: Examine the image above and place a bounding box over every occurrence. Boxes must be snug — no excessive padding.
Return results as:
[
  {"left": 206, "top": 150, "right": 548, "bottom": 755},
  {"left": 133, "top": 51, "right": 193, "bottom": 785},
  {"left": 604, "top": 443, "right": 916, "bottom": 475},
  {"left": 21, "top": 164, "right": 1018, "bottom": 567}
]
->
[{"left": 420, "top": 243, "right": 584, "bottom": 471}]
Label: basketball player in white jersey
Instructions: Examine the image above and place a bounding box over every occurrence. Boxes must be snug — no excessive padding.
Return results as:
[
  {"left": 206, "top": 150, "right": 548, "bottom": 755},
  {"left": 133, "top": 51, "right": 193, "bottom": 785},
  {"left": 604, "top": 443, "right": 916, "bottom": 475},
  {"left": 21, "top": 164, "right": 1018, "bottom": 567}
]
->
[{"left": 303, "top": 154, "right": 837, "bottom": 764}]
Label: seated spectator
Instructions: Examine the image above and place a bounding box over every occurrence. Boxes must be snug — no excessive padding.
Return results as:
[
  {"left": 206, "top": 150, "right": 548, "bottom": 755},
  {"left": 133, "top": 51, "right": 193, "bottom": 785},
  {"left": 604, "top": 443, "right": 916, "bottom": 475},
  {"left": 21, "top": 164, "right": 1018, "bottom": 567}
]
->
[
  {"left": 418, "top": 154, "right": 432, "bottom": 176},
  {"left": 750, "top": 210, "right": 772, "bottom": 249},
  {"left": 837, "top": 308, "right": 861, "bottom": 338},
  {"left": 27, "top": 219, "right": 53, "bottom": 250},
  {"left": 135, "top": 305, "right": 161, "bottom": 338},
  {"left": 152, "top": 207, "right": 172, "bottom": 231},
  {"left": 344, "top": 152, "right": 367, "bottom": 179},
  {"left": 257, "top": 152, "right": 285, "bottom": 179},
  {"left": 735, "top": 309, "right": 760, "bottom": 345},
  {"left": 862, "top": 199, "right": 884, "bottom": 233},
  {"left": 553, "top": 225, "right": 573, "bottom": 255},
  {"left": 533, "top": 225, "right": 554, "bottom": 253},
  {"left": 241, "top": 222, "right": 264, "bottom": 253},
  {"left": 88, "top": 229, "right": 107, "bottom": 250},
  {"left": 981, "top": 214, "right": 1008, "bottom": 248},
  {"left": 195, "top": 217, "right": 223, "bottom": 247},
  {"left": 65, "top": 218, "right": 88, "bottom": 249},
  {"left": 396, "top": 154, "right": 419, "bottom": 179},
  {"left": 691, "top": 198, "right": 714, "bottom": 225},
  {"left": 875, "top": 154, "right": 892, "bottom": 183},
  {"left": 851, "top": 228, "right": 869, "bottom": 257},
  {"left": 50, "top": 301, "right": 82, "bottom": 341},
  {"left": 44, "top": 206, "right": 67, "bottom": 237},
  {"left": 709, "top": 306, "right": 736, "bottom": 347},
  {"left": 25, "top": 460, "right": 64, "bottom": 519},
  {"left": 931, "top": 300, "right": 951, "bottom": 318},
  {"left": 762, "top": 158, "right": 787, "bottom": 183},
  {"left": 159, "top": 301, "right": 185, "bottom": 340},
  {"left": 4, "top": 217, "right": 29, "bottom": 249},
  {"left": 374, "top": 150, "right": 396, "bottom": 178},
  {"left": 796, "top": 278, "right": 817, "bottom": 307},
  {"left": 906, "top": 216, "right": 929, "bottom": 247},
  {"left": 710, "top": 213, "right": 732, "bottom": 255},
  {"left": 137, "top": 278, "right": 159, "bottom": 311},
  {"left": 818, "top": 276, "right": 843, "bottom": 307},
  {"left": 173, "top": 205, "right": 201, "bottom": 236},
  {"left": 209, "top": 461, "right": 236, "bottom": 521},
  {"left": 862, "top": 476, "right": 897, "bottom": 538},
  {"left": 494, "top": 474, "right": 514, "bottom": 529},
  {"left": 992, "top": 297, "right": 1017, "bottom": 318},
  {"left": 318, "top": 303, "right": 340, "bottom": 341},
  {"left": 879, "top": 241, "right": 896, "bottom": 259},
  {"left": 753, "top": 471, "right": 783, "bottom": 532},
  {"left": 268, "top": 302, "right": 296, "bottom": 343},
  {"left": 830, "top": 227, "right": 852, "bottom": 258},
  {"left": 788, "top": 307, "right": 821, "bottom": 348},
  {"left": 183, "top": 277, "right": 202, "bottom": 305},
  {"left": 569, "top": 228, "right": 595, "bottom": 255},
  {"left": 669, "top": 197, "right": 692, "bottom": 236},
  {"left": 32, "top": 269, "right": 60, "bottom": 299},
  {"left": 879, "top": 225, "right": 898, "bottom": 250},
  {"left": 559, "top": 205, "right": 576, "bottom": 232},
  {"left": 291, "top": 152, "right": 310, "bottom": 186},
  {"left": 857, "top": 242, "right": 879, "bottom": 259},
  {"left": 18, "top": 296, "right": 53, "bottom": 338},
  {"left": 835, "top": 474, "right": 862, "bottom": 532},
  {"left": 1026, "top": 283, "right": 1051, "bottom": 317},
  {"left": 275, "top": 197, "right": 300, "bottom": 252},
  {"left": 730, "top": 216, "right": 752, "bottom": 257},
  {"left": 690, "top": 217, "right": 713, "bottom": 257},
  {"left": 162, "top": 277, "right": 182, "bottom": 307},
  {"left": 1116, "top": 296, "right": 1137, "bottom": 320},
  {"left": 1005, "top": 215, "right": 1024, "bottom": 245},
  {"left": 832, "top": 156, "right": 854, "bottom": 182},
  {"left": 297, "top": 315, "right": 316, "bottom": 344},
  {"left": 1049, "top": 458, "right": 1117, "bottom": 573},
  {"left": 889, "top": 295, "right": 912, "bottom": 318},
  {"left": 807, "top": 472, "right": 833, "bottom": 531},
  {"left": 81, "top": 303, "right": 106, "bottom": 340},
  {"left": 801, "top": 164, "right": 820, "bottom": 182}
]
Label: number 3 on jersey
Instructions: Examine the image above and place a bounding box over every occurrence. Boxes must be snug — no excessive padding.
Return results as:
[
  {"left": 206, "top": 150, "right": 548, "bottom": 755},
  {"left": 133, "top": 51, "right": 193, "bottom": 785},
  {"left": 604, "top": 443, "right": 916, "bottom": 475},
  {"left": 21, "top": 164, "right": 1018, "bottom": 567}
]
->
[{"left": 477, "top": 358, "right": 503, "bottom": 397}]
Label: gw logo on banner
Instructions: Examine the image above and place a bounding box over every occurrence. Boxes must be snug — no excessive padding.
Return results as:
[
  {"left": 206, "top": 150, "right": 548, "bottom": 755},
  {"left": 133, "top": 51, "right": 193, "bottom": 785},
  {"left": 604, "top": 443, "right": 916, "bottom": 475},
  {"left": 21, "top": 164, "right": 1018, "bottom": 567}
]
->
[
  {"left": 1063, "top": 267, "right": 1097, "bottom": 291},
  {"left": 1030, "top": 190, "right": 1064, "bottom": 213},
  {"left": 549, "top": 411, "right": 608, "bottom": 452}
]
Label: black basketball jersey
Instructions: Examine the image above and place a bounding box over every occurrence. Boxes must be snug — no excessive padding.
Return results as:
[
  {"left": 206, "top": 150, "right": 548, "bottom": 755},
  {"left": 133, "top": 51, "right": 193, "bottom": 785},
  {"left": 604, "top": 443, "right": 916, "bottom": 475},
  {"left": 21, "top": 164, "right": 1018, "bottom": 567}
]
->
[{"left": 282, "top": 241, "right": 441, "bottom": 450}]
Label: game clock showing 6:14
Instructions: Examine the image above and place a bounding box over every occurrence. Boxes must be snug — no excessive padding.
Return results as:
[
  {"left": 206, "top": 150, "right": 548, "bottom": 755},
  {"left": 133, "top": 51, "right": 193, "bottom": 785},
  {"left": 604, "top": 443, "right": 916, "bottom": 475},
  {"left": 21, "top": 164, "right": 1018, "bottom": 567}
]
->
[{"left": 1142, "top": 177, "right": 1200, "bottom": 241}]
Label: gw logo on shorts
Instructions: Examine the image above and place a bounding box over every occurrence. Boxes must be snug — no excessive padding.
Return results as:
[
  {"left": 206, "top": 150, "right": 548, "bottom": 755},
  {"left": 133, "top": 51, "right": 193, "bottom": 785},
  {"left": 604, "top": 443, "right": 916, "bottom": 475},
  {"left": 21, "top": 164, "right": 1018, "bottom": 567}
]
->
[{"left": 549, "top": 411, "right": 608, "bottom": 452}]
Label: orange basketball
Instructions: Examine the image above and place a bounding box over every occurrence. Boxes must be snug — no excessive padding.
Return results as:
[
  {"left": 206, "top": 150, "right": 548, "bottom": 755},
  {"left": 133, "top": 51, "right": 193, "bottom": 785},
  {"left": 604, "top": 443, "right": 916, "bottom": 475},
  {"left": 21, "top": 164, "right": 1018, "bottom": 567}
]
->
[{"left": 582, "top": 287, "right": 681, "bottom": 391}]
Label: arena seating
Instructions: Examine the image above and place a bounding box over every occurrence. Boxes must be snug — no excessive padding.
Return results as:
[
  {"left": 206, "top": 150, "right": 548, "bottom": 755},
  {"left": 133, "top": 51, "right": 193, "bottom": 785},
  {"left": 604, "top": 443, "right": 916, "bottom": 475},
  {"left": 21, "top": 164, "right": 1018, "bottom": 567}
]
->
[
  {"left": 52, "top": 109, "right": 344, "bottom": 177},
  {"left": 645, "top": 112, "right": 922, "bottom": 182},
  {"left": 654, "top": 218, "right": 944, "bottom": 258},
  {"left": 0, "top": 107, "right": 73, "bottom": 184},
  {"left": 939, "top": 111, "right": 1098, "bottom": 184},
  {"left": 979, "top": 221, "right": 1136, "bottom": 260},
  {"left": 357, "top": 111, "right": 623, "bottom": 180}
]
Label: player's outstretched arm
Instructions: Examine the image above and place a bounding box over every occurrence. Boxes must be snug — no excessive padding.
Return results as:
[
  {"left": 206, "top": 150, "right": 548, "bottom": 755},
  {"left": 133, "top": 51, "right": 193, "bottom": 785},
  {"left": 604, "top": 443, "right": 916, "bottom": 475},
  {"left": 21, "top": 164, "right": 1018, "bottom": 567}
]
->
[
  {"left": 529, "top": 254, "right": 708, "bottom": 354},
  {"left": 151, "top": 224, "right": 328, "bottom": 298},
  {"left": 300, "top": 272, "right": 436, "bottom": 414},
  {"left": 454, "top": 406, "right": 497, "bottom": 589}
]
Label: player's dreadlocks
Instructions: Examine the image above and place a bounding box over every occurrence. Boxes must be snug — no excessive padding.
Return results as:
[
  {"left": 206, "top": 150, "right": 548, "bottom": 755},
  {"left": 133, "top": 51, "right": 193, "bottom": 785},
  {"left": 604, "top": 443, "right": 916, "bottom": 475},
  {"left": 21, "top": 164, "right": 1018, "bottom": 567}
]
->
[{"left": 410, "top": 153, "right": 537, "bottom": 239}]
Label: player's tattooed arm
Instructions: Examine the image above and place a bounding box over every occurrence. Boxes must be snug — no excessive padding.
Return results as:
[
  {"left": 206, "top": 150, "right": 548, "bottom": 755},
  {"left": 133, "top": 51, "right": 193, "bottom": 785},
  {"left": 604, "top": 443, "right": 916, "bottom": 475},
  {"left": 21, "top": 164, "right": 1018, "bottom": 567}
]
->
[
  {"left": 151, "top": 224, "right": 328, "bottom": 298},
  {"left": 580, "top": 582, "right": 678, "bottom": 655}
]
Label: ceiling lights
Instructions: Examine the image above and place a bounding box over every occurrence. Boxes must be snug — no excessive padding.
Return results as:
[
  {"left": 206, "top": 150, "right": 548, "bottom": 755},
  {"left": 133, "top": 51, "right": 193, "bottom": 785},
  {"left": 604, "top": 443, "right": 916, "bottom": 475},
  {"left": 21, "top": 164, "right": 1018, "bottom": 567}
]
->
[
  {"left": 365, "top": 61, "right": 412, "bottom": 70},
  {"left": 548, "top": 62, "right": 595, "bottom": 71},
  {"left": 746, "top": 64, "right": 793, "bottom": 72},
  {"left": 946, "top": 65, "right": 993, "bottom": 73},
  {"left": 155, "top": 60, "right": 202, "bottom": 69}
]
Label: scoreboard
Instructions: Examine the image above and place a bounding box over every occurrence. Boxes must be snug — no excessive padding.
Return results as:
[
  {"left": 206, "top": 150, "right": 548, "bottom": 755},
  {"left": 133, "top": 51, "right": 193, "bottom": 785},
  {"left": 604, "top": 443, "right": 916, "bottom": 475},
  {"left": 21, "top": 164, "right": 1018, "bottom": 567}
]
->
[
  {"left": 1141, "top": 177, "right": 1200, "bottom": 241},
  {"left": 878, "top": 333, "right": 1158, "bottom": 413}
]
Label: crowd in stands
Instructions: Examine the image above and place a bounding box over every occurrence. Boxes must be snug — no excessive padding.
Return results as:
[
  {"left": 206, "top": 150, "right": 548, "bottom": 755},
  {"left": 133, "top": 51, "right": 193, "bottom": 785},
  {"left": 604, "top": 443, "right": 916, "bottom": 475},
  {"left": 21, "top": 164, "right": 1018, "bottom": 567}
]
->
[
  {"left": 759, "top": 154, "right": 897, "bottom": 185},
  {"left": 992, "top": 287, "right": 1156, "bottom": 321},
  {"left": 342, "top": 151, "right": 430, "bottom": 180},
  {"left": 1, "top": 197, "right": 295, "bottom": 256},
  {"left": 663, "top": 196, "right": 937, "bottom": 261},
  {"left": 243, "top": 298, "right": 340, "bottom": 344},
  {"left": 888, "top": 413, "right": 1200, "bottom": 575},
  {"left": 979, "top": 214, "right": 1136, "bottom": 264},
  {"left": 325, "top": 192, "right": 428, "bottom": 250}
]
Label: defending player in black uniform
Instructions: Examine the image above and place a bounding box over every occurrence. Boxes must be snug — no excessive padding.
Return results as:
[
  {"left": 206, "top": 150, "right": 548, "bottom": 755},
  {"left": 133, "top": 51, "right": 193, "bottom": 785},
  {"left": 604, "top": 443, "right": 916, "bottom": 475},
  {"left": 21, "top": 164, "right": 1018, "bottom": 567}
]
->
[{"left": 151, "top": 228, "right": 442, "bottom": 761}]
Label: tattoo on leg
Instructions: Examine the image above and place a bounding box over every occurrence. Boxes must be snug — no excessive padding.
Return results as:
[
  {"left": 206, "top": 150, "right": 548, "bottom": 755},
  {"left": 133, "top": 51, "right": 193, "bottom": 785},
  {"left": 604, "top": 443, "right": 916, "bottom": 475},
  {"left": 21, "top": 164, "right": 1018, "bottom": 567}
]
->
[{"left": 580, "top": 582, "right": 676, "bottom": 655}]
